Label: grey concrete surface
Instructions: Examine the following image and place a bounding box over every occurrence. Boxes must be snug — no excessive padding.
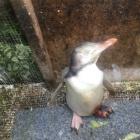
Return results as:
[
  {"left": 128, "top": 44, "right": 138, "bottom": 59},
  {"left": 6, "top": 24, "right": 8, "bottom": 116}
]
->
[{"left": 12, "top": 100, "right": 140, "bottom": 140}]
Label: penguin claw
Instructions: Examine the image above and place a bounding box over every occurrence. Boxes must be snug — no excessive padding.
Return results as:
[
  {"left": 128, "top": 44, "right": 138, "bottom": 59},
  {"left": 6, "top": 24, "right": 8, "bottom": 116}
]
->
[
  {"left": 100, "top": 105, "right": 114, "bottom": 114},
  {"left": 107, "top": 109, "right": 114, "bottom": 114},
  {"left": 71, "top": 127, "right": 79, "bottom": 135},
  {"left": 94, "top": 105, "right": 113, "bottom": 118},
  {"left": 94, "top": 111, "right": 109, "bottom": 118}
]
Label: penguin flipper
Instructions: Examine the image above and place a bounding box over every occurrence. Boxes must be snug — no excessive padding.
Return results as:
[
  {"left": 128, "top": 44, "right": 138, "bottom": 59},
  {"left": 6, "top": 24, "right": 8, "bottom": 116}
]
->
[{"left": 103, "top": 76, "right": 115, "bottom": 95}]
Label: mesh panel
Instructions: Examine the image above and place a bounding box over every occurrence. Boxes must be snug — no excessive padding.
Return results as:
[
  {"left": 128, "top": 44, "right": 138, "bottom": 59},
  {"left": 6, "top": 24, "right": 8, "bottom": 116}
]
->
[
  {"left": 0, "top": 1, "right": 43, "bottom": 85},
  {"left": 0, "top": 1, "right": 140, "bottom": 139},
  {"left": 0, "top": 1, "right": 44, "bottom": 139}
]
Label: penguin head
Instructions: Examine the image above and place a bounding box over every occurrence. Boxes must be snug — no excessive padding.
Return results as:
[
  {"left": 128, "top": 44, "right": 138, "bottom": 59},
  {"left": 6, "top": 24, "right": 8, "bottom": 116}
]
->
[{"left": 71, "top": 38, "right": 117, "bottom": 67}]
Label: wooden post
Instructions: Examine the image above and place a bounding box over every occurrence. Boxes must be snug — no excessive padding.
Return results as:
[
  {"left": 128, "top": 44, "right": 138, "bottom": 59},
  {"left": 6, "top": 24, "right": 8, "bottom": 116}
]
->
[{"left": 10, "top": 0, "right": 55, "bottom": 86}]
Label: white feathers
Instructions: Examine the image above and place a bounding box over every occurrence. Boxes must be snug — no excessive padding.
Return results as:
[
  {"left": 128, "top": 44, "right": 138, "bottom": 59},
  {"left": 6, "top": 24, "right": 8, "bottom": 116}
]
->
[
  {"left": 66, "top": 64, "right": 104, "bottom": 116},
  {"left": 78, "top": 64, "right": 103, "bottom": 86}
]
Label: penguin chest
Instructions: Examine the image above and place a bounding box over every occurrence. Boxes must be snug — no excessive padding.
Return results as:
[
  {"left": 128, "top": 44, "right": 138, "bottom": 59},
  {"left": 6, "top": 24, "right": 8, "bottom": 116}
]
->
[{"left": 66, "top": 65, "right": 104, "bottom": 116}]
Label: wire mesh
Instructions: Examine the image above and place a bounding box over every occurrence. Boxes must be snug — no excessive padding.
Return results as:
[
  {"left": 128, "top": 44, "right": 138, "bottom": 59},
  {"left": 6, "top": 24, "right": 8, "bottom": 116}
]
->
[
  {"left": 0, "top": 1, "right": 44, "bottom": 139},
  {"left": 0, "top": 1, "right": 140, "bottom": 139},
  {"left": 0, "top": 1, "right": 43, "bottom": 85}
]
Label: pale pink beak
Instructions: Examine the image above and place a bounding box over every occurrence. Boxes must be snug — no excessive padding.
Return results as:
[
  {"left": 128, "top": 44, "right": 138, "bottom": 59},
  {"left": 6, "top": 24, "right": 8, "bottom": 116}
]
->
[{"left": 96, "top": 38, "right": 118, "bottom": 53}]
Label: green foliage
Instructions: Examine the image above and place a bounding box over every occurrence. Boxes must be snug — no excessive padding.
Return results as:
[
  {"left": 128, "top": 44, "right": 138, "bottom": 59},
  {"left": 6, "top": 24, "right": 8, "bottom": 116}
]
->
[
  {"left": 122, "top": 133, "right": 140, "bottom": 140},
  {"left": 0, "top": 43, "right": 42, "bottom": 83},
  {"left": 0, "top": 4, "right": 19, "bottom": 37},
  {"left": 0, "top": 1, "right": 42, "bottom": 83},
  {"left": 0, "top": 22, "right": 19, "bottom": 36},
  {"left": 90, "top": 120, "right": 109, "bottom": 129}
]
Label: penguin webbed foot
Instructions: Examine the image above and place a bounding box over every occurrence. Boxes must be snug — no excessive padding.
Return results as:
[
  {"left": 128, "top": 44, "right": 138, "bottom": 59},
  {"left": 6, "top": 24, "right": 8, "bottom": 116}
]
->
[
  {"left": 71, "top": 113, "right": 84, "bottom": 134},
  {"left": 94, "top": 105, "right": 114, "bottom": 118}
]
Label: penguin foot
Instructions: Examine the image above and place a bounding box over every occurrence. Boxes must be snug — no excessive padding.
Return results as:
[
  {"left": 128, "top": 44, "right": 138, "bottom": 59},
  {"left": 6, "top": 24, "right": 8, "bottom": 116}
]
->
[
  {"left": 71, "top": 113, "right": 84, "bottom": 134},
  {"left": 100, "top": 105, "right": 114, "bottom": 114},
  {"left": 94, "top": 105, "right": 113, "bottom": 118}
]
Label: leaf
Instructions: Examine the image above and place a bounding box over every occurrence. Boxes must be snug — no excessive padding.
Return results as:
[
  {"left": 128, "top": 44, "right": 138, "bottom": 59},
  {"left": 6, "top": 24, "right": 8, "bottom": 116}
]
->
[
  {"left": 13, "top": 65, "right": 19, "bottom": 71},
  {"left": 2, "top": 100, "right": 6, "bottom": 105},
  {"left": 122, "top": 133, "right": 140, "bottom": 140},
  {"left": 18, "top": 55, "right": 24, "bottom": 60},
  {"left": 11, "top": 57, "right": 18, "bottom": 63},
  {"left": 23, "top": 64, "right": 29, "bottom": 70},
  {"left": 7, "top": 51, "right": 12, "bottom": 58},
  {"left": 7, "top": 64, "right": 12, "bottom": 71},
  {"left": 4, "top": 47, "right": 11, "bottom": 54},
  {"left": 90, "top": 120, "right": 109, "bottom": 129}
]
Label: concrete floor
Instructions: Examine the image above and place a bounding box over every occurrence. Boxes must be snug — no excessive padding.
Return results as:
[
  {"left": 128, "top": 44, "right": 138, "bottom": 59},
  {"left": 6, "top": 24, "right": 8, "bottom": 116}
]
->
[{"left": 12, "top": 100, "right": 140, "bottom": 140}]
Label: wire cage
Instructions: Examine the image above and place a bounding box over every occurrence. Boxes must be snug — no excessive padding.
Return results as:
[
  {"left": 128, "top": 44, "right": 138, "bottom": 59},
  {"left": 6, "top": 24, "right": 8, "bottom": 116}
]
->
[
  {"left": 0, "top": 0, "right": 45, "bottom": 139},
  {"left": 0, "top": 0, "right": 140, "bottom": 139}
]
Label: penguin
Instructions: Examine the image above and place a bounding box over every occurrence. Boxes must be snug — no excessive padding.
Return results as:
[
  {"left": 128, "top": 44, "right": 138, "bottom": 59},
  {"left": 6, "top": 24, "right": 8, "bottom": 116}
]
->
[{"left": 65, "top": 38, "right": 118, "bottom": 131}]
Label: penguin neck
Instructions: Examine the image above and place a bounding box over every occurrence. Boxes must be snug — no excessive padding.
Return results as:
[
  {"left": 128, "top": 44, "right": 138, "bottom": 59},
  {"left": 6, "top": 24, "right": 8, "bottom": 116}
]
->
[
  {"left": 65, "top": 61, "right": 96, "bottom": 78},
  {"left": 74, "top": 61, "right": 95, "bottom": 72}
]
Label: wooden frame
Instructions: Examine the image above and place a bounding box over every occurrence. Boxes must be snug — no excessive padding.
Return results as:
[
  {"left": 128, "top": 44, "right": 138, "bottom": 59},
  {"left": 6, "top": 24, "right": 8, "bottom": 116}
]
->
[{"left": 10, "top": 0, "right": 55, "bottom": 86}]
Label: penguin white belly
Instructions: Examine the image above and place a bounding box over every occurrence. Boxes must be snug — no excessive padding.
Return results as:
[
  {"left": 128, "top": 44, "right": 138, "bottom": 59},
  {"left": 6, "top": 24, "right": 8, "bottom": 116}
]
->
[{"left": 66, "top": 64, "right": 104, "bottom": 116}]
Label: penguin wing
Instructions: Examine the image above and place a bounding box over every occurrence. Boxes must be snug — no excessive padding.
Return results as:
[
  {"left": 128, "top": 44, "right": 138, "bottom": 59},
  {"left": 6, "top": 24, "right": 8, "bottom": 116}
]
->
[{"left": 103, "top": 76, "right": 115, "bottom": 95}]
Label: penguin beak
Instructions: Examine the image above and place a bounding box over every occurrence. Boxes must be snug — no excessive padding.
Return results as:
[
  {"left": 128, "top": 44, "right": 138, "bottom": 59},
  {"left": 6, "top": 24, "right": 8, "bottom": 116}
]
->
[{"left": 95, "top": 38, "right": 118, "bottom": 54}]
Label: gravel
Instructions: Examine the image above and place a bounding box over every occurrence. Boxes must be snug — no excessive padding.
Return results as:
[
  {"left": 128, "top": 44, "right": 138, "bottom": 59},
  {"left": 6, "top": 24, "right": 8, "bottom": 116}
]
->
[{"left": 12, "top": 99, "right": 140, "bottom": 140}]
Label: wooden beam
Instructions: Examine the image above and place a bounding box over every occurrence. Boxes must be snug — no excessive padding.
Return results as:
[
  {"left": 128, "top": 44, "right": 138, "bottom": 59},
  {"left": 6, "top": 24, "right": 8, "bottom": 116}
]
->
[{"left": 10, "top": 0, "right": 55, "bottom": 86}]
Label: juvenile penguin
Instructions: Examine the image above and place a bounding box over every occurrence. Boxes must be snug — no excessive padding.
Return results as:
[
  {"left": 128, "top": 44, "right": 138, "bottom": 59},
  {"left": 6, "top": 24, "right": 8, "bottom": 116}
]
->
[{"left": 65, "top": 38, "right": 118, "bottom": 131}]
